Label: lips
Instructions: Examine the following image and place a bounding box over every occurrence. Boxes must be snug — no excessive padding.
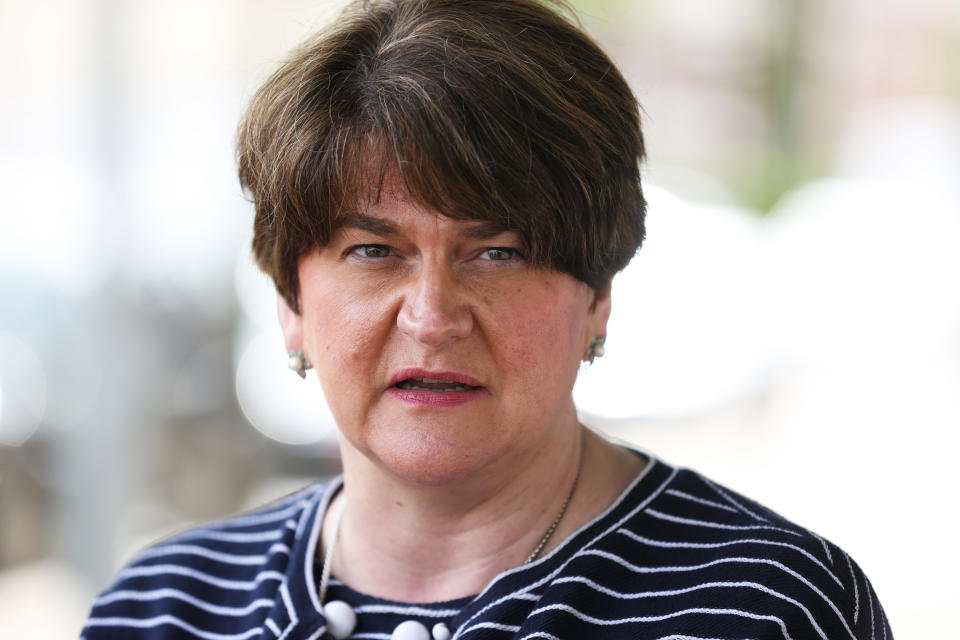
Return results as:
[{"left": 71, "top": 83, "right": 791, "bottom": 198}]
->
[
  {"left": 386, "top": 368, "right": 487, "bottom": 407},
  {"left": 397, "top": 378, "right": 481, "bottom": 391},
  {"left": 389, "top": 368, "right": 484, "bottom": 392}
]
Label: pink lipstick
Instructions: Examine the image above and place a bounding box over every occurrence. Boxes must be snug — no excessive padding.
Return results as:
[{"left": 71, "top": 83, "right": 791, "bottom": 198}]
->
[{"left": 386, "top": 368, "right": 488, "bottom": 408}]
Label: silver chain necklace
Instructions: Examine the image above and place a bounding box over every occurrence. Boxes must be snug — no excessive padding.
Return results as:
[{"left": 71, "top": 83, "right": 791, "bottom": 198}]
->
[{"left": 525, "top": 451, "right": 581, "bottom": 563}]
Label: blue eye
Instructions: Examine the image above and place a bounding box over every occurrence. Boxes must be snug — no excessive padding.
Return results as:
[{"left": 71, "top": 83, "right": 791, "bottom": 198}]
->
[
  {"left": 351, "top": 245, "right": 392, "bottom": 259},
  {"left": 483, "top": 247, "right": 521, "bottom": 261}
]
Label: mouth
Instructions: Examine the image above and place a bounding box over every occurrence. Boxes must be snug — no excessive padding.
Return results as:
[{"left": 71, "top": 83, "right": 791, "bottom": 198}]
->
[
  {"left": 387, "top": 369, "right": 487, "bottom": 407},
  {"left": 395, "top": 377, "right": 483, "bottom": 392},
  {"left": 388, "top": 368, "right": 486, "bottom": 395}
]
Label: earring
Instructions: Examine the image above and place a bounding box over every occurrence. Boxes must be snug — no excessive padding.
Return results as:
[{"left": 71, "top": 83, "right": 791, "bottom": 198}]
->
[
  {"left": 287, "top": 350, "right": 312, "bottom": 379},
  {"left": 586, "top": 337, "right": 605, "bottom": 364}
]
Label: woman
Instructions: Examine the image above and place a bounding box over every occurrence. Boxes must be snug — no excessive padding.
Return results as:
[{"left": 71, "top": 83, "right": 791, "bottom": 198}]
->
[{"left": 83, "top": 0, "right": 890, "bottom": 638}]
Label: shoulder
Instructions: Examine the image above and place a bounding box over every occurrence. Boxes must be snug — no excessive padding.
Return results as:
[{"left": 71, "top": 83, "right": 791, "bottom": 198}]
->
[
  {"left": 535, "top": 460, "right": 891, "bottom": 639},
  {"left": 81, "top": 482, "right": 331, "bottom": 639}
]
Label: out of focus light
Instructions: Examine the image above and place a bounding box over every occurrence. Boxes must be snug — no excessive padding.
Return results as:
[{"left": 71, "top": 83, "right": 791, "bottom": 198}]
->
[
  {"left": 0, "top": 333, "right": 48, "bottom": 447},
  {"left": 766, "top": 178, "right": 960, "bottom": 364},
  {"left": 575, "top": 184, "right": 770, "bottom": 418},
  {"left": 768, "top": 96, "right": 960, "bottom": 366},
  {"left": 0, "top": 560, "right": 93, "bottom": 640},
  {"left": 41, "top": 322, "right": 103, "bottom": 433},
  {"left": 234, "top": 241, "right": 339, "bottom": 444},
  {"left": 0, "top": 159, "right": 107, "bottom": 297},
  {"left": 837, "top": 97, "right": 960, "bottom": 198},
  {"left": 234, "top": 329, "right": 337, "bottom": 445}
]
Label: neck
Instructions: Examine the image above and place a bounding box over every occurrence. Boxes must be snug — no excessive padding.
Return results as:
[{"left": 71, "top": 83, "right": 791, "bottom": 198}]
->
[
  {"left": 325, "top": 422, "right": 584, "bottom": 603},
  {"left": 321, "top": 424, "right": 646, "bottom": 604}
]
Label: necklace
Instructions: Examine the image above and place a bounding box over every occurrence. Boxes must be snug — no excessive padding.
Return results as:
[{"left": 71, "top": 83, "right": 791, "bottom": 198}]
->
[
  {"left": 318, "top": 445, "right": 582, "bottom": 640},
  {"left": 525, "top": 450, "right": 581, "bottom": 563}
]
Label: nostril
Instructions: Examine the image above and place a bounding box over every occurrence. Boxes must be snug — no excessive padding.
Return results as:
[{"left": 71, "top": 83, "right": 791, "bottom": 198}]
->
[{"left": 396, "top": 279, "right": 473, "bottom": 345}]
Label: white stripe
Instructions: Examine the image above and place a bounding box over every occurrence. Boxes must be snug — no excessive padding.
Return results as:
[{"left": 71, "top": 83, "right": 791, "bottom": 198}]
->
[
  {"left": 276, "top": 583, "right": 298, "bottom": 640},
  {"left": 665, "top": 489, "right": 738, "bottom": 513},
  {"left": 84, "top": 615, "right": 264, "bottom": 640},
  {"left": 518, "top": 633, "right": 561, "bottom": 640},
  {"left": 616, "top": 528, "right": 844, "bottom": 588},
  {"left": 295, "top": 484, "right": 328, "bottom": 540},
  {"left": 304, "top": 480, "right": 341, "bottom": 615},
  {"left": 467, "top": 622, "right": 520, "bottom": 632},
  {"left": 520, "top": 604, "right": 792, "bottom": 639},
  {"left": 354, "top": 604, "right": 461, "bottom": 617},
  {"left": 528, "top": 603, "right": 792, "bottom": 639},
  {"left": 116, "top": 564, "right": 284, "bottom": 591},
  {"left": 811, "top": 532, "right": 833, "bottom": 564},
  {"left": 701, "top": 476, "right": 770, "bottom": 523},
  {"left": 213, "top": 497, "right": 311, "bottom": 530},
  {"left": 173, "top": 529, "right": 285, "bottom": 544},
  {"left": 95, "top": 588, "right": 274, "bottom": 617},
  {"left": 135, "top": 543, "right": 291, "bottom": 566},
  {"left": 351, "top": 634, "right": 392, "bottom": 639},
  {"left": 646, "top": 509, "right": 802, "bottom": 537},
  {"left": 451, "top": 462, "right": 675, "bottom": 639},
  {"left": 845, "top": 552, "right": 860, "bottom": 624},
  {"left": 867, "top": 579, "right": 875, "bottom": 640},
  {"left": 265, "top": 618, "right": 282, "bottom": 637},
  {"left": 651, "top": 636, "right": 753, "bottom": 640},
  {"left": 582, "top": 549, "right": 857, "bottom": 640},
  {"left": 280, "top": 581, "right": 298, "bottom": 625},
  {"left": 266, "top": 543, "right": 292, "bottom": 556},
  {"left": 553, "top": 576, "right": 828, "bottom": 640}
]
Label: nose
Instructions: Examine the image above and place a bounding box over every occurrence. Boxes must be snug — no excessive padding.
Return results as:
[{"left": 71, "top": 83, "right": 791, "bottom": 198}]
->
[{"left": 397, "top": 261, "right": 473, "bottom": 346}]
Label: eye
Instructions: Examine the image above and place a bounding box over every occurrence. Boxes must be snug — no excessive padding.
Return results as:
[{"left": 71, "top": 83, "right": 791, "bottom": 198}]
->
[
  {"left": 482, "top": 247, "right": 522, "bottom": 262},
  {"left": 349, "top": 244, "right": 393, "bottom": 259}
]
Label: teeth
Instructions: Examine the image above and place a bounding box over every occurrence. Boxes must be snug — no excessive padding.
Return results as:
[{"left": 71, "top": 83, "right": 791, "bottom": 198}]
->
[
  {"left": 398, "top": 377, "right": 477, "bottom": 391},
  {"left": 404, "top": 385, "right": 470, "bottom": 391}
]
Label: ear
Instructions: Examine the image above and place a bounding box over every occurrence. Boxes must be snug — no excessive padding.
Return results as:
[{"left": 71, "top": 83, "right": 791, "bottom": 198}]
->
[
  {"left": 587, "top": 281, "right": 612, "bottom": 343},
  {"left": 277, "top": 294, "right": 304, "bottom": 353}
]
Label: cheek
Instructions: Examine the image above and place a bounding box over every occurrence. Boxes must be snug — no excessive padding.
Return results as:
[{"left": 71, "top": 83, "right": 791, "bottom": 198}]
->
[
  {"left": 497, "top": 287, "right": 588, "bottom": 380},
  {"left": 303, "top": 290, "right": 392, "bottom": 369},
  {"left": 301, "top": 292, "right": 396, "bottom": 430}
]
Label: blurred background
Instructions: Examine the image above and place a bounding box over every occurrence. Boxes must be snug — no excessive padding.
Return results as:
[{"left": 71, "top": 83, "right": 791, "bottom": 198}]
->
[{"left": 1, "top": 0, "right": 958, "bottom": 636}]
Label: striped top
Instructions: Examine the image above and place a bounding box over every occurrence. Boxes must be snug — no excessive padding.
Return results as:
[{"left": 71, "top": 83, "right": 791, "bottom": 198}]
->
[{"left": 82, "top": 452, "right": 892, "bottom": 639}]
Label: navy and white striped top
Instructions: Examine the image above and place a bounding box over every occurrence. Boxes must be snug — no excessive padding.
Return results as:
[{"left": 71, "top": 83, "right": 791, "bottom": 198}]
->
[{"left": 82, "top": 453, "right": 891, "bottom": 639}]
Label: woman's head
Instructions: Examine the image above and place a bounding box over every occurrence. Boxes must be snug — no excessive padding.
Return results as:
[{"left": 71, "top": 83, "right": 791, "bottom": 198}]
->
[{"left": 238, "top": 0, "right": 646, "bottom": 313}]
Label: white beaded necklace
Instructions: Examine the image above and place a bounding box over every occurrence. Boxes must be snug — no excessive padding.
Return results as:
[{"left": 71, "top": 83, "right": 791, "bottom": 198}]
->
[{"left": 318, "top": 451, "right": 582, "bottom": 640}]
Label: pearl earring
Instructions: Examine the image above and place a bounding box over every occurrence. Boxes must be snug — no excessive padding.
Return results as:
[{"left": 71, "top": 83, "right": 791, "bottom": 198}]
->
[
  {"left": 287, "top": 350, "right": 312, "bottom": 379},
  {"left": 586, "top": 337, "right": 605, "bottom": 364}
]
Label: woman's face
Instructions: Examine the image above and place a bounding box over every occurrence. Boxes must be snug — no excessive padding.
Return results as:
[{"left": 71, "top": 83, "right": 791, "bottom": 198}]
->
[{"left": 280, "top": 188, "right": 610, "bottom": 485}]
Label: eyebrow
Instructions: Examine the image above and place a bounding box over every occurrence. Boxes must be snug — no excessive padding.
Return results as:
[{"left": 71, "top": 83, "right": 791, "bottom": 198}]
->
[
  {"left": 338, "top": 213, "right": 401, "bottom": 236},
  {"left": 337, "top": 213, "right": 515, "bottom": 241},
  {"left": 461, "top": 220, "right": 516, "bottom": 240}
]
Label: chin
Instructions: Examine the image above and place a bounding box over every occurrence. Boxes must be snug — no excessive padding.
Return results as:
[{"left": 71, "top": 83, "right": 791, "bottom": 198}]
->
[{"left": 366, "top": 428, "right": 506, "bottom": 487}]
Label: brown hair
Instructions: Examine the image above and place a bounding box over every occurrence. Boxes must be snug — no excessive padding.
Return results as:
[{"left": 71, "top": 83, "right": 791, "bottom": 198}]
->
[{"left": 237, "top": 0, "right": 646, "bottom": 312}]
